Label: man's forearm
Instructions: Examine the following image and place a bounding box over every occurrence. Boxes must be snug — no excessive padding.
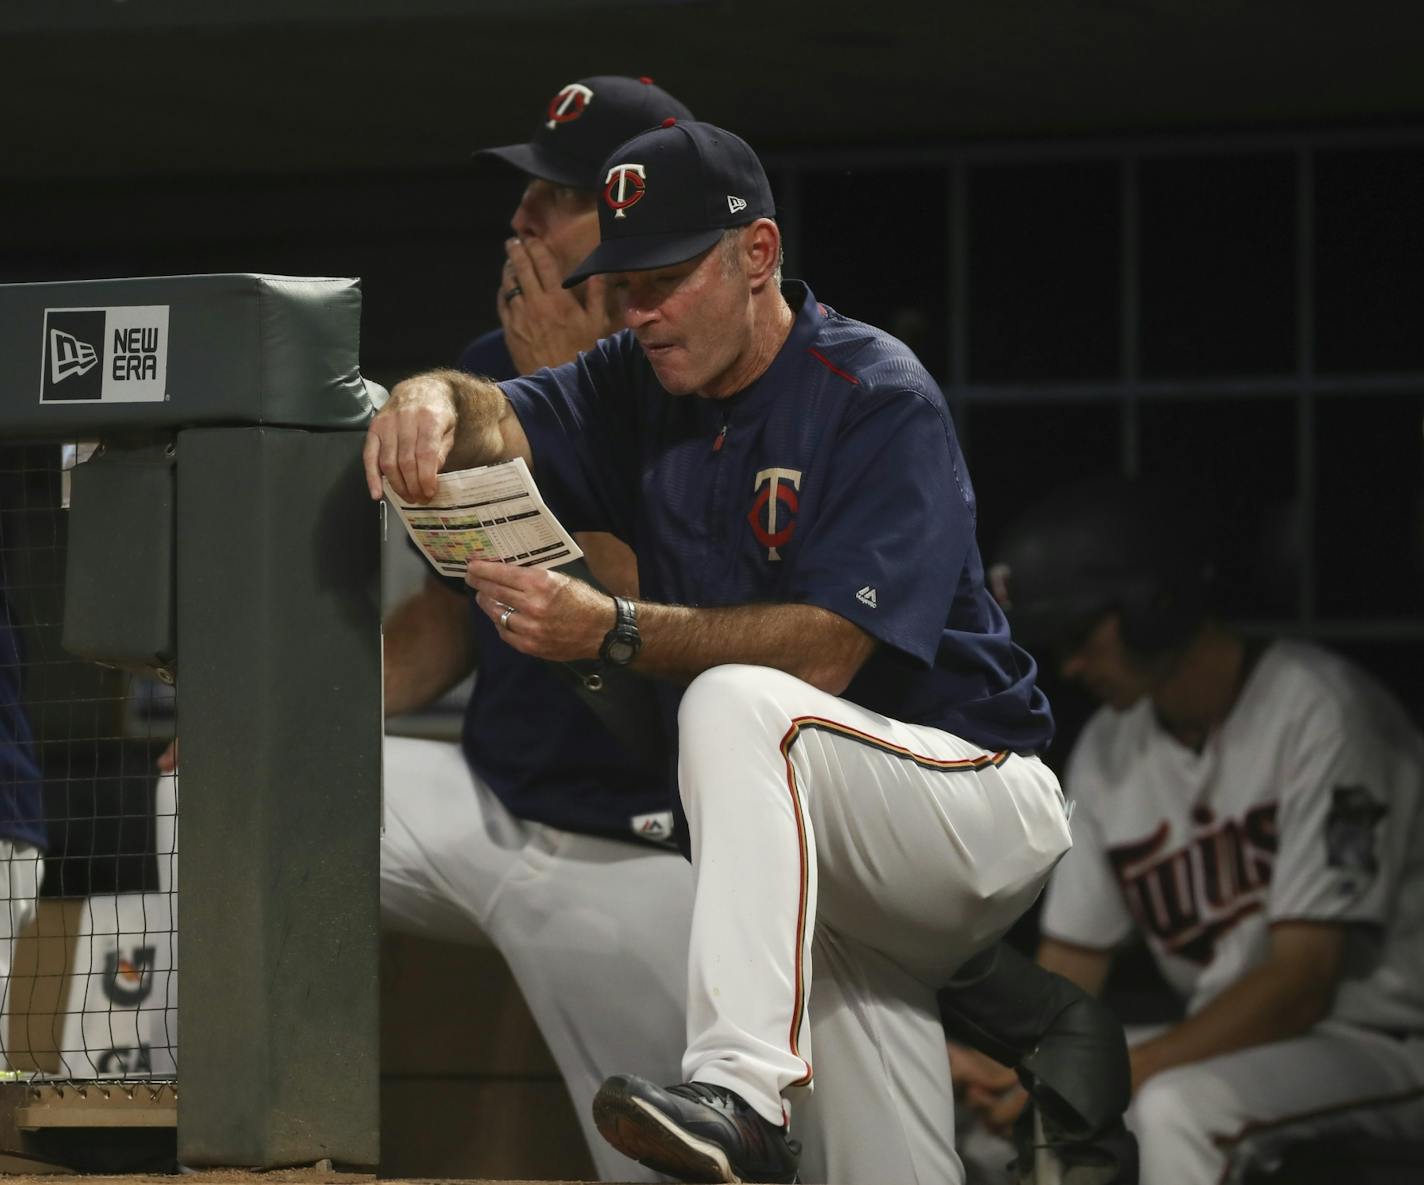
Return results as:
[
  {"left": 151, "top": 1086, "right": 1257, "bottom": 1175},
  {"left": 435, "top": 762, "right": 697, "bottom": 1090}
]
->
[
  {"left": 635, "top": 601, "right": 874, "bottom": 696},
  {"left": 460, "top": 560, "right": 874, "bottom": 693},
  {"left": 383, "top": 579, "right": 478, "bottom": 717},
  {"left": 1130, "top": 957, "right": 1333, "bottom": 1088},
  {"left": 429, "top": 368, "right": 530, "bottom": 471}
]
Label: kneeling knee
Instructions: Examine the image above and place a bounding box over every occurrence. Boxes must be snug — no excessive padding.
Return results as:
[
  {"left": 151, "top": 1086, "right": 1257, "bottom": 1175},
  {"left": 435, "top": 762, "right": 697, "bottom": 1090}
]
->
[{"left": 679, "top": 664, "right": 796, "bottom": 733}]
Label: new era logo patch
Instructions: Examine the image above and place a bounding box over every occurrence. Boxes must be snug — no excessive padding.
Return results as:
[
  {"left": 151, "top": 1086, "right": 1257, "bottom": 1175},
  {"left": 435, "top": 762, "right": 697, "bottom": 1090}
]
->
[
  {"left": 50, "top": 327, "right": 99, "bottom": 384},
  {"left": 40, "top": 305, "right": 170, "bottom": 404},
  {"left": 856, "top": 586, "right": 878, "bottom": 608},
  {"left": 727, "top": 194, "right": 748, "bottom": 214},
  {"left": 40, "top": 310, "right": 106, "bottom": 401}
]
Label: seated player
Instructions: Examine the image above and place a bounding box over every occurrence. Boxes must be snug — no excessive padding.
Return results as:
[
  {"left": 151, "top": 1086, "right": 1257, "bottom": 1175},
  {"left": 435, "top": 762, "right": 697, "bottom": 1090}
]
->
[{"left": 953, "top": 479, "right": 1424, "bottom": 1185}]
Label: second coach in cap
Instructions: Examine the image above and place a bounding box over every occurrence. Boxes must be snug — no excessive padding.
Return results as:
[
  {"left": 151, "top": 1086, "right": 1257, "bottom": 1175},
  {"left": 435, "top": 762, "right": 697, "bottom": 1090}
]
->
[
  {"left": 366, "top": 121, "right": 1069, "bottom": 1185},
  {"left": 467, "top": 75, "right": 693, "bottom": 376}
]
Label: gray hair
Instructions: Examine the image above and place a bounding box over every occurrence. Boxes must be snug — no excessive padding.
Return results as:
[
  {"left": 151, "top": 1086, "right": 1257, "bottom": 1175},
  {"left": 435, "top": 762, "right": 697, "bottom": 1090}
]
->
[{"left": 719, "top": 224, "right": 784, "bottom": 286}]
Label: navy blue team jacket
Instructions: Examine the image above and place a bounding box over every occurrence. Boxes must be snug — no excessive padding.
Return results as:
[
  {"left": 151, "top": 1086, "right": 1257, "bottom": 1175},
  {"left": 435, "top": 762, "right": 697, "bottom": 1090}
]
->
[
  {"left": 502, "top": 282, "right": 1054, "bottom": 754},
  {"left": 450, "top": 330, "right": 673, "bottom": 844}
]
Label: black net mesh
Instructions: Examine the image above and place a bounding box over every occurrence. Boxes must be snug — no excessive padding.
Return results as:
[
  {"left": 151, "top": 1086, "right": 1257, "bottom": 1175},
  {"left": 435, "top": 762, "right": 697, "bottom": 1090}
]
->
[{"left": 0, "top": 443, "right": 176, "bottom": 1082}]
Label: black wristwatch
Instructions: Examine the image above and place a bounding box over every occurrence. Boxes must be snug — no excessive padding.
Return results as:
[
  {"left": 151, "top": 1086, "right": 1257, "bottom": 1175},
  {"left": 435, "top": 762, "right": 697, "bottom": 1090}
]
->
[{"left": 599, "top": 595, "right": 642, "bottom": 666}]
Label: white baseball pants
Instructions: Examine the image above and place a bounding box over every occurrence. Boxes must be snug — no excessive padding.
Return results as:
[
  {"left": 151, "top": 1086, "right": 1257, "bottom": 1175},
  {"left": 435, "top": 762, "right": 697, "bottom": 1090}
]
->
[
  {"left": 1130, "top": 1020, "right": 1424, "bottom": 1185},
  {"left": 380, "top": 735, "right": 694, "bottom": 1183},
  {"left": 676, "top": 665, "right": 1072, "bottom": 1185}
]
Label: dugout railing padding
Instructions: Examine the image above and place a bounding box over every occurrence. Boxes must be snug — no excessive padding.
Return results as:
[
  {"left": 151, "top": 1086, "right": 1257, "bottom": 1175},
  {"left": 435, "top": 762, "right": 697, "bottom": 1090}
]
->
[{"left": 0, "top": 274, "right": 383, "bottom": 1170}]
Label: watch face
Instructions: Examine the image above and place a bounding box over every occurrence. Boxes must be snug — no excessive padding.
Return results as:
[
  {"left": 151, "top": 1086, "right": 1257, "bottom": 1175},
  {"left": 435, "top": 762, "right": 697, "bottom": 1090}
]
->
[{"left": 606, "top": 638, "right": 636, "bottom": 664}]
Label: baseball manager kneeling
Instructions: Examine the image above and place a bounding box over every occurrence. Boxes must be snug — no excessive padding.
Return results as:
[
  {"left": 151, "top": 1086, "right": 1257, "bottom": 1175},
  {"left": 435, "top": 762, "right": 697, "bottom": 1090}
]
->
[{"left": 365, "top": 119, "right": 1072, "bottom": 1185}]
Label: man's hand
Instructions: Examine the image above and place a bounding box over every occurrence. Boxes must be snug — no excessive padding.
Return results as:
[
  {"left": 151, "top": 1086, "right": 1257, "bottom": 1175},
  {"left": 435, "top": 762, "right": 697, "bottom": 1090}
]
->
[
  {"left": 948, "top": 1041, "right": 1027, "bottom": 1137},
  {"left": 363, "top": 372, "right": 461, "bottom": 502},
  {"left": 498, "top": 236, "right": 615, "bottom": 373},
  {"left": 465, "top": 557, "right": 615, "bottom": 663}
]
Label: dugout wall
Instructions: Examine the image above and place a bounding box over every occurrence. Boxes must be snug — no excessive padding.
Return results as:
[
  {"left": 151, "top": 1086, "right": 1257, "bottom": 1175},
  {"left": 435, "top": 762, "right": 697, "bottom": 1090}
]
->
[{"left": 0, "top": 274, "right": 383, "bottom": 1170}]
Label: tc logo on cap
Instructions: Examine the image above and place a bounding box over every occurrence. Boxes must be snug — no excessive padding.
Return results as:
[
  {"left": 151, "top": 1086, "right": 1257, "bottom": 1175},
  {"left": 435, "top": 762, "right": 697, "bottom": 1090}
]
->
[
  {"left": 546, "top": 82, "right": 594, "bottom": 129},
  {"left": 604, "top": 162, "right": 646, "bottom": 219}
]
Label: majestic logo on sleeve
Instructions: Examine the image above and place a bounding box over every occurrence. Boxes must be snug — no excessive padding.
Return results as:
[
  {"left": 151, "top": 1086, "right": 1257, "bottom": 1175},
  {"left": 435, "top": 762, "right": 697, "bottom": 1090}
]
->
[
  {"left": 604, "top": 163, "right": 646, "bottom": 218},
  {"left": 748, "top": 467, "right": 801, "bottom": 561},
  {"left": 546, "top": 82, "right": 594, "bottom": 129},
  {"left": 1107, "top": 802, "right": 1278, "bottom": 965}
]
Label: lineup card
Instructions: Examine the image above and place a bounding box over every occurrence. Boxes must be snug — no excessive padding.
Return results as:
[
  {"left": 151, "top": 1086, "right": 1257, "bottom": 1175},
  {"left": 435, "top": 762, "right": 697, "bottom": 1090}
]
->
[{"left": 384, "top": 457, "right": 583, "bottom": 576}]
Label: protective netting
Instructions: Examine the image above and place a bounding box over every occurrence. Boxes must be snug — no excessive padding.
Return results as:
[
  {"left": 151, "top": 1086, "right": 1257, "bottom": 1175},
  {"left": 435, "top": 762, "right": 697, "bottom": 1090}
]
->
[{"left": 0, "top": 443, "right": 176, "bottom": 1082}]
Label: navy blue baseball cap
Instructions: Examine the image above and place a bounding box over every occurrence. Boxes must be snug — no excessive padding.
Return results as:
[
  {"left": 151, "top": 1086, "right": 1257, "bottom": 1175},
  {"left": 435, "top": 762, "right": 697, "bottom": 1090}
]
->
[
  {"left": 562, "top": 120, "right": 775, "bottom": 287},
  {"left": 476, "top": 75, "right": 693, "bottom": 191}
]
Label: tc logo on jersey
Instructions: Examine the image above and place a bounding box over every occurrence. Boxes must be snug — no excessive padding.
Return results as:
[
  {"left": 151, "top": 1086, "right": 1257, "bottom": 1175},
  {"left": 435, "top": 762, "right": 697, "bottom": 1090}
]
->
[
  {"left": 748, "top": 467, "right": 801, "bottom": 560},
  {"left": 546, "top": 82, "right": 594, "bottom": 129},
  {"left": 604, "top": 163, "right": 646, "bottom": 218}
]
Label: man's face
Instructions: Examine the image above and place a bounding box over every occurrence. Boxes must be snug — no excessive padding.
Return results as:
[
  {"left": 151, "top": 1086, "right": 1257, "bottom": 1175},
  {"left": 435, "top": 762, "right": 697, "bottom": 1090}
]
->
[
  {"left": 510, "top": 178, "right": 600, "bottom": 281},
  {"left": 608, "top": 240, "right": 754, "bottom": 398},
  {"left": 1057, "top": 613, "right": 1161, "bottom": 711}
]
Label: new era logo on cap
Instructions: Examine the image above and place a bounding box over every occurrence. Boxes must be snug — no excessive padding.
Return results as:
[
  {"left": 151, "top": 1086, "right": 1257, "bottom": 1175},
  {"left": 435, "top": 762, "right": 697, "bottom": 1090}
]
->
[{"left": 727, "top": 195, "right": 748, "bottom": 214}]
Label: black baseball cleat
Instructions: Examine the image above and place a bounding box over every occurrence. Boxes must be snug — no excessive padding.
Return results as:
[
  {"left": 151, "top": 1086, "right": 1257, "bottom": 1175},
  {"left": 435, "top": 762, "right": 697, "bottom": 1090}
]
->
[{"left": 592, "top": 1073, "right": 801, "bottom": 1183}]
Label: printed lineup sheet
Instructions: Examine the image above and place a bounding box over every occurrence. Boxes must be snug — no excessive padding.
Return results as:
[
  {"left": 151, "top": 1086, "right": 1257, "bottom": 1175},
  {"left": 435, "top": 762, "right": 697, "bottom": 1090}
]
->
[{"left": 384, "top": 457, "right": 583, "bottom": 576}]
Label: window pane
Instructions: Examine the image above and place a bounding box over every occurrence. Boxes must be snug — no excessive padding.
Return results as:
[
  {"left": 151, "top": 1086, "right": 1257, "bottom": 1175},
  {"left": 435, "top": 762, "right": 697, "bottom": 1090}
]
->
[
  {"left": 1316, "top": 147, "right": 1424, "bottom": 373},
  {"left": 967, "top": 401, "right": 1123, "bottom": 553},
  {"left": 968, "top": 161, "right": 1120, "bottom": 383},
  {"left": 1313, "top": 394, "right": 1424, "bottom": 617},
  {"left": 798, "top": 167, "right": 950, "bottom": 380},
  {"left": 1139, "top": 154, "right": 1296, "bottom": 378},
  {"left": 1137, "top": 397, "right": 1300, "bottom": 619}
]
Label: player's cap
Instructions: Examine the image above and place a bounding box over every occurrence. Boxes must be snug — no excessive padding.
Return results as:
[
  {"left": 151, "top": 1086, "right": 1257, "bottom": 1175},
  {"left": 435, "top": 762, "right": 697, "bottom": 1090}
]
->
[
  {"left": 562, "top": 119, "right": 775, "bottom": 288},
  {"left": 992, "top": 478, "right": 1216, "bottom": 655},
  {"left": 476, "top": 75, "right": 694, "bottom": 191}
]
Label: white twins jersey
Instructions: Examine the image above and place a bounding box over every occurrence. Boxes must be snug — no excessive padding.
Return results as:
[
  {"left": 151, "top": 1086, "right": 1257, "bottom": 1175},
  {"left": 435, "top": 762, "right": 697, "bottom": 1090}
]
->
[{"left": 1041, "top": 641, "right": 1424, "bottom": 1033}]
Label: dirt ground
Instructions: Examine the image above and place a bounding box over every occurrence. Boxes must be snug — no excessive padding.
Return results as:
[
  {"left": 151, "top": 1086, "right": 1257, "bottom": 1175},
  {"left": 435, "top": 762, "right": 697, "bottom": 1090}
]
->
[{"left": 0, "top": 1173, "right": 605, "bottom": 1185}]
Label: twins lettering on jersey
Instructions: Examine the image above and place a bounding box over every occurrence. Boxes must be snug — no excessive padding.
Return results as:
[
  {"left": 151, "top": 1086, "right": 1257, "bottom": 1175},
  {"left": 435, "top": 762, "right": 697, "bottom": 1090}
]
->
[
  {"left": 748, "top": 467, "right": 801, "bottom": 560},
  {"left": 1107, "top": 803, "right": 1278, "bottom": 964},
  {"left": 546, "top": 82, "right": 593, "bottom": 129}
]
